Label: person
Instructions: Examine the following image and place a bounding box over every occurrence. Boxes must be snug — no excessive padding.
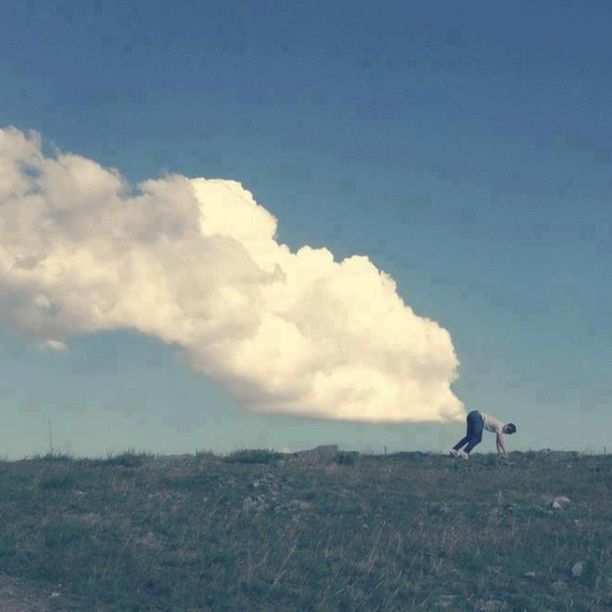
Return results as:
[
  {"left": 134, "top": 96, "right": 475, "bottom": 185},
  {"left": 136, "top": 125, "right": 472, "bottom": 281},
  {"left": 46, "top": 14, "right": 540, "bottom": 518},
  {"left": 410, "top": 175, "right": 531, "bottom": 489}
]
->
[{"left": 450, "top": 410, "right": 516, "bottom": 459}]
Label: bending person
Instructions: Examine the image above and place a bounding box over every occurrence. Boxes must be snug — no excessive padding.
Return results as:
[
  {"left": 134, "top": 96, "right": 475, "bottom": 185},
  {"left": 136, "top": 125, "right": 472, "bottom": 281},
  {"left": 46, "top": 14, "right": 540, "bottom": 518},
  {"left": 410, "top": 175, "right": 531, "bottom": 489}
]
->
[{"left": 450, "top": 411, "right": 516, "bottom": 459}]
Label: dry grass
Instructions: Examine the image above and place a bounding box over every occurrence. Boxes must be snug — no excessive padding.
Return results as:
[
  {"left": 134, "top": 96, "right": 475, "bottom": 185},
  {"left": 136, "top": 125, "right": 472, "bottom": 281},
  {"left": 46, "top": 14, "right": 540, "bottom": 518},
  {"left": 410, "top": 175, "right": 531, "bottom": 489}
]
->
[{"left": 0, "top": 450, "right": 610, "bottom": 610}]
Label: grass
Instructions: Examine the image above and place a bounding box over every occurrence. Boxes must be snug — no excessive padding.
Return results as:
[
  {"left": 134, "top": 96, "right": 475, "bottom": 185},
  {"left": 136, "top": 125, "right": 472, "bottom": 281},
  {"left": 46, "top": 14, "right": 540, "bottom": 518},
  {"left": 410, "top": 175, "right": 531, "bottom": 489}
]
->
[
  {"left": 222, "top": 449, "right": 284, "bottom": 464},
  {"left": 0, "top": 450, "right": 610, "bottom": 610}
]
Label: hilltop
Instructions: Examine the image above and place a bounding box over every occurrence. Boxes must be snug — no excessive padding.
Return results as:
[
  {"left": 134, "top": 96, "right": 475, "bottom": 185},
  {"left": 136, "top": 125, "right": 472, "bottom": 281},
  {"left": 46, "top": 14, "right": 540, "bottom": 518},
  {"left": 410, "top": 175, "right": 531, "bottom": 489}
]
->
[{"left": 0, "top": 449, "right": 610, "bottom": 611}]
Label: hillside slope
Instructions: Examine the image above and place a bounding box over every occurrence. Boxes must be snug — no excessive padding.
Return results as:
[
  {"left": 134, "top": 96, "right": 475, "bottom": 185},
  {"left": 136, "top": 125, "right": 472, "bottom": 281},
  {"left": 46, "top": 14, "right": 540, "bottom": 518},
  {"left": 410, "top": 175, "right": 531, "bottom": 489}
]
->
[{"left": 0, "top": 450, "right": 610, "bottom": 611}]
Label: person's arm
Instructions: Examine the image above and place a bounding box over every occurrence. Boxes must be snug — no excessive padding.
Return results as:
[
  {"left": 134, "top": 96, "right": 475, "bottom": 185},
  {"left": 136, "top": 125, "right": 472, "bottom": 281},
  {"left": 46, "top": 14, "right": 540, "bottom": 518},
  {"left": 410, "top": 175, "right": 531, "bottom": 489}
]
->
[{"left": 496, "top": 433, "right": 509, "bottom": 457}]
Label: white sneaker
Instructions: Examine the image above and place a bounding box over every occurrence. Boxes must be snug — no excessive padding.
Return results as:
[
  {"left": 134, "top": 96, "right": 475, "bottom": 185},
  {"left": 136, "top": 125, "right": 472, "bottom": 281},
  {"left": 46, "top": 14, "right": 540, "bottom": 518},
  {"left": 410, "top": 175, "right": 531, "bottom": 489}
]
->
[
  {"left": 449, "top": 449, "right": 459, "bottom": 458},
  {"left": 457, "top": 450, "right": 469, "bottom": 459}
]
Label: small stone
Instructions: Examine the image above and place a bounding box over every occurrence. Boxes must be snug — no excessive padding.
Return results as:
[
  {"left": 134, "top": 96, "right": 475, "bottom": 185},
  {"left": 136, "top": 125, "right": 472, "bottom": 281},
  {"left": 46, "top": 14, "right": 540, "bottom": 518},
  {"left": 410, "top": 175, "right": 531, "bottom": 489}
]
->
[
  {"left": 242, "top": 494, "right": 268, "bottom": 513},
  {"left": 571, "top": 561, "right": 584, "bottom": 577},
  {"left": 549, "top": 495, "right": 571, "bottom": 509},
  {"left": 141, "top": 531, "right": 157, "bottom": 548},
  {"left": 552, "top": 580, "right": 566, "bottom": 591}
]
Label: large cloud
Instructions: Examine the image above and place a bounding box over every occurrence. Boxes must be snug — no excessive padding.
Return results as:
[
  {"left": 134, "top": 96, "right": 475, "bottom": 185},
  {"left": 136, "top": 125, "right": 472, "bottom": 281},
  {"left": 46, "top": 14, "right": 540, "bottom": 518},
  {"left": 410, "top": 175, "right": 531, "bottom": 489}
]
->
[{"left": 0, "top": 127, "right": 464, "bottom": 422}]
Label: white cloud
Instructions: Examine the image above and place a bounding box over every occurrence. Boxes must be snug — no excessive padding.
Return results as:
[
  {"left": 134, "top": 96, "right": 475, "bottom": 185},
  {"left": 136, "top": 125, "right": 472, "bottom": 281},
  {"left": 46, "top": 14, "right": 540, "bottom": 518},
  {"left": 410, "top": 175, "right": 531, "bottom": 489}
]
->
[
  {"left": 0, "top": 127, "right": 464, "bottom": 422},
  {"left": 34, "top": 339, "right": 69, "bottom": 353}
]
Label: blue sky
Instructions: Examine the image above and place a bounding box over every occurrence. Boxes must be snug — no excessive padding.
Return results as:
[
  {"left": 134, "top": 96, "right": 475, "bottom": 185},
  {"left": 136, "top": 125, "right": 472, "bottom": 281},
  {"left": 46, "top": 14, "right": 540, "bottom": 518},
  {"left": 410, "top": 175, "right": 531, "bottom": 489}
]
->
[{"left": 1, "top": 1, "right": 611, "bottom": 457}]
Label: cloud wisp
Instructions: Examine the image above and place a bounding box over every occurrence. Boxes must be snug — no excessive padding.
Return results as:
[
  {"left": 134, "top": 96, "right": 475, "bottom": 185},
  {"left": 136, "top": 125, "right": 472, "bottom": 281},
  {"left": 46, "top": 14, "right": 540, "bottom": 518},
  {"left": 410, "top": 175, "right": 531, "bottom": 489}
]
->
[{"left": 0, "top": 127, "right": 464, "bottom": 422}]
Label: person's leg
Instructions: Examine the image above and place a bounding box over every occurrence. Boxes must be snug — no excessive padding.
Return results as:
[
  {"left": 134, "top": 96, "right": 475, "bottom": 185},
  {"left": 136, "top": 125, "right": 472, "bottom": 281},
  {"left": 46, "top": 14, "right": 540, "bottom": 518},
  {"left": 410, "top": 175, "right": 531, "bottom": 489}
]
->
[
  {"left": 464, "top": 413, "right": 484, "bottom": 453},
  {"left": 464, "top": 430, "right": 482, "bottom": 453},
  {"left": 453, "top": 411, "right": 478, "bottom": 451},
  {"left": 453, "top": 435, "right": 470, "bottom": 450}
]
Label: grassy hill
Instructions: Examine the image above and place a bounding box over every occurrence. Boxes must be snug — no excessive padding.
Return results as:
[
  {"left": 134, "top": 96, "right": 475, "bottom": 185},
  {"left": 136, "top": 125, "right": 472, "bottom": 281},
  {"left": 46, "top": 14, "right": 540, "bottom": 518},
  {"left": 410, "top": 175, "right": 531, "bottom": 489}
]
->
[{"left": 0, "top": 449, "right": 610, "bottom": 611}]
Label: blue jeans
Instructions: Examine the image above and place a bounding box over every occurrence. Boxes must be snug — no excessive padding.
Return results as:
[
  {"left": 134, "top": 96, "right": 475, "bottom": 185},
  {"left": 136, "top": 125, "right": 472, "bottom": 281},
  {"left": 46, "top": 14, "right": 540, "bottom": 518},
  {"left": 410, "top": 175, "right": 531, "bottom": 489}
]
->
[{"left": 453, "top": 410, "right": 484, "bottom": 454}]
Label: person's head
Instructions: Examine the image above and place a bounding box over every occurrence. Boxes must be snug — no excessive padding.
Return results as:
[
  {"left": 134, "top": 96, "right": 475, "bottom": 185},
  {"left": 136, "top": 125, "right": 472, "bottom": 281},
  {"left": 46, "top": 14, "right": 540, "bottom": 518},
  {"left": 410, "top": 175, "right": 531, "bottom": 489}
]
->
[{"left": 503, "top": 423, "right": 517, "bottom": 434}]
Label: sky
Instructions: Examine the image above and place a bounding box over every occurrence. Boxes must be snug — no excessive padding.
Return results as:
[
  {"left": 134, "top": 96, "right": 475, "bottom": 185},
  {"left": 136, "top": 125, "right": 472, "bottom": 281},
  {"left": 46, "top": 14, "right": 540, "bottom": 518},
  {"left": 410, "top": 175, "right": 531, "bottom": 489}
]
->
[{"left": 0, "top": 1, "right": 611, "bottom": 457}]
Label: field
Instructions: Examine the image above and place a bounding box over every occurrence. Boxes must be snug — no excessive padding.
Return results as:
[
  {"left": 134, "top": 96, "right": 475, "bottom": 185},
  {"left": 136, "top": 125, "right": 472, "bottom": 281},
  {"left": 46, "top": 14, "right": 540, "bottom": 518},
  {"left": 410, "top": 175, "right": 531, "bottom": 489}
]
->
[{"left": 0, "top": 449, "right": 610, "bottom": 611}]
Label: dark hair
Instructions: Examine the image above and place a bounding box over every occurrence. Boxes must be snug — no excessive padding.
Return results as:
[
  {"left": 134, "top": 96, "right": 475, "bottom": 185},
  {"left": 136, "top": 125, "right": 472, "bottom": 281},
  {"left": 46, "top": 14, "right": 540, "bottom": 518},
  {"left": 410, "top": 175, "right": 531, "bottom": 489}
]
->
[{"left": 505, "top": 423, "right": 517, "bottom": 434}]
